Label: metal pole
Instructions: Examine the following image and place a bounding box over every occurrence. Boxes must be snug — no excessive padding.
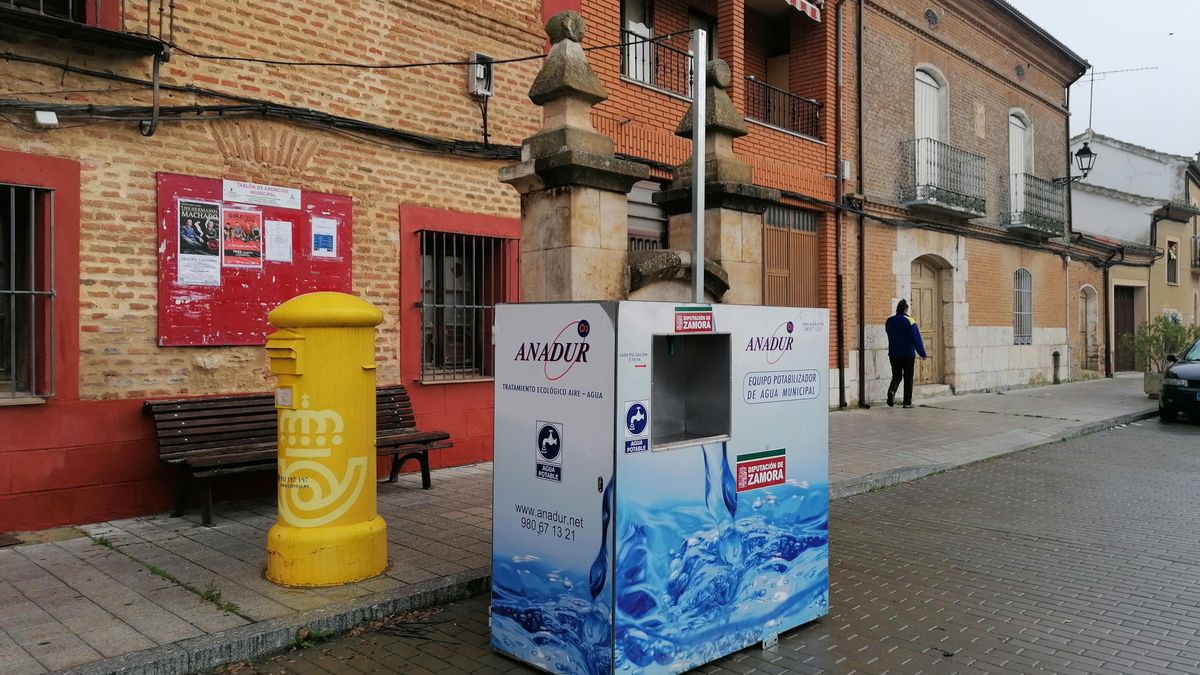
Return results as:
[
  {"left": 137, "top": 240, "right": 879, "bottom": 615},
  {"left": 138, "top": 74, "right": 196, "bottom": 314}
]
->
[{"left": 691, "top": 28, "right": 707, "bottom": 304}]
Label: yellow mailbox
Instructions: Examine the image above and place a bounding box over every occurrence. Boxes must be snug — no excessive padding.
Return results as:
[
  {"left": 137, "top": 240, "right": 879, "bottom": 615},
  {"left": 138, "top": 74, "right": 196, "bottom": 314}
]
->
[{"left": 264, "top": 291, "right": 387, "bottom": 586}]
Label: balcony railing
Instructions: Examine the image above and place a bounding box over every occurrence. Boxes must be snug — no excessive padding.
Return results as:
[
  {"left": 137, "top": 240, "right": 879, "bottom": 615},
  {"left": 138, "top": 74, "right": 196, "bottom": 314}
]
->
[
  {"left": 620, "top": 29, "right": 693, "bottom": 99},
  {"left": 899, "top": 138, "right": 987, "bottom": 218},
  {"left": 1, "top": 0, "right": 172, "bottom": 51},
  {"left": 744, "top": 77, "right": 820, "bottom": 138},
  {"left": 1001, "top": 173, "right": 1067, "bottom": 237}
]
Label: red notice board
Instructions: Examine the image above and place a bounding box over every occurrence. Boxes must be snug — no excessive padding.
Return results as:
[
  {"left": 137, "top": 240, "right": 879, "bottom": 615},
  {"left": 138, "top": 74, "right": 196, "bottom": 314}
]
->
[{"left": 156, "top": 172, "right": 353, "bottom": 346}]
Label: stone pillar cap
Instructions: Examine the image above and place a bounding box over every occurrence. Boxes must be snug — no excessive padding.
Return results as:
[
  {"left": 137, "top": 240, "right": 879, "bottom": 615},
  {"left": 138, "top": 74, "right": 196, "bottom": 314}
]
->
[
  {"left": 528, "top": 11, "right": 608, "bottom": 106},
  {"left": 676, "top": 60, "right": 748, "bottom": 139}
]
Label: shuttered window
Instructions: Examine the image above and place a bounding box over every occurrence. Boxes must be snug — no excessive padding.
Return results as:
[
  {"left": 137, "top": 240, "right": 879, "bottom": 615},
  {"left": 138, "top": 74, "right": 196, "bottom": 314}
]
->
[
  {"left": 1013, "top": 268, "right": 1032, "bottom": 345},
  {"left": 628, "top": 180, "right": 666, "bottom": 250}
]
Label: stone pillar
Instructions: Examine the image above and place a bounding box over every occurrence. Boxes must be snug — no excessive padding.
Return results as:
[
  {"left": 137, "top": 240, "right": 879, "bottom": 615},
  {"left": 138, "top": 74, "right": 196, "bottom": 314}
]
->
[
  {"left": 655, "top": 60, "right": 780, "bottom": 305},
  {"left": 499, "top": 12, "right": 648, "bottom": 302}
]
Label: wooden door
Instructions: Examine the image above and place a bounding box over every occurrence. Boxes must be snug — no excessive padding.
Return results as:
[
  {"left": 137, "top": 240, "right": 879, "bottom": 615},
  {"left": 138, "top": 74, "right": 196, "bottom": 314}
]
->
[
  {"left": 764, "top": 225, "right": 819, "bottom": 307},
  {"left": 910, "top": 260, "right": 942, "bottom": 384},
  {"left": 1114, "top": 286, "right": 1136, "bottom": 371}
]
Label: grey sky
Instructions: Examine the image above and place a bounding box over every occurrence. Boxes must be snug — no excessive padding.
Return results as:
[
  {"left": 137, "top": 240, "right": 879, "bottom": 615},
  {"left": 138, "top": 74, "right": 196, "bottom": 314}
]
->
[{"left": 1007, "top": 0, "right": 1199, "bottom": 158}]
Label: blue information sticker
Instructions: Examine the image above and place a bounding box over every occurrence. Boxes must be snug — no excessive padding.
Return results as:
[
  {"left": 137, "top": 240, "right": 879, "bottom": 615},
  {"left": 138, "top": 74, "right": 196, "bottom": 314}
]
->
[{"left": 624, "top": 438, "right": 649, "bottom": 454}]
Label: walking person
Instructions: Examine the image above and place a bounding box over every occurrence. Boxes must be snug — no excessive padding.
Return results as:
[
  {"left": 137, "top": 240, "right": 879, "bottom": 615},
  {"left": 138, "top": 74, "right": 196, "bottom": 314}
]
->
[{"left": 885, "top": 299, "right": 927, "bottom": 408}]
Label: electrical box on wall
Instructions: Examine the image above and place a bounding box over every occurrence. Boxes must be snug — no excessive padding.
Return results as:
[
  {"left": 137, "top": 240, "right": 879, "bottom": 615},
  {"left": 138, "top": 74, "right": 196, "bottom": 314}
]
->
[{"left": 468, "top": 52, "right": 494, "bottom": 97}]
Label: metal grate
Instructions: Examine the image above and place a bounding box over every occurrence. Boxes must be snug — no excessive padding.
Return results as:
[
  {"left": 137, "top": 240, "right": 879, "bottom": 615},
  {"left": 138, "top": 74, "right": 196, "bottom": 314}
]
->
[
  {"left": 1001, "top": 173, "right": 1066, "bottom": 237},
  {"left": 620, "top": 29, "right": 694, "bottom": 99},
  {"left": 1013, "top": 268, "right": 1032, "bottom": 346},
  {"left": 765, "top": 205, "right": 819, "bottom": 232},
  {"left": 628, "top": 180, "right": 666, "bottom": 250},
  {"left": 744, "top": 77, "right": 821, "bottom": 138},
  {"left": 3, "top": 0, "right": 80, "bottom": 20},
  {"left": 1, "top": 0, "right": 174, "bottom": 41},
  {"left": 899, "top": 138, "right": 987, "bottom": 217},
  {"left": 0, "top": 184, "right": 55, "bottom": 399},
  {"left": 418, "top": 231, "right": 513, "bottom": 381}
]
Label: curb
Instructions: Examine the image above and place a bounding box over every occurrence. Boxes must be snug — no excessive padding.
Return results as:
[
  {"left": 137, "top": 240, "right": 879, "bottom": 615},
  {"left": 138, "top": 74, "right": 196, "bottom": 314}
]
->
[
  {"left": 60, "top": 567, "right": 491, "bottom": 675},
  {"left": 830, "top": 408, "right": 1157, "bottom": 500},
  {"left": 60, "top": 408, "right": 1158, "bottom": 675}
]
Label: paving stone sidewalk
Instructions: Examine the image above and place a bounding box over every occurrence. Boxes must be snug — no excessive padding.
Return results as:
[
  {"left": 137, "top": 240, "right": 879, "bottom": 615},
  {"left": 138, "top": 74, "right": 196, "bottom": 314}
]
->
[{"left": 0, "top": 375, "right": 1156, "bottom": 674}]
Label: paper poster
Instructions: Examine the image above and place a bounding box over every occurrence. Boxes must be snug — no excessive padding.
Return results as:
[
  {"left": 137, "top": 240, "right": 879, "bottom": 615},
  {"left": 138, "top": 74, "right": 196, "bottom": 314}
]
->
[
  {"left": 177, "top": 200, "right": 221, "bottom": 286},
  {"left": 311, "top": 216, "right": 338, "bottom": 258},
  {"left": 264, "top": 219, "right": 293, "bottom": 262},
  {"left": 222, "top": 209, "right": 263, "bottom": 267}
]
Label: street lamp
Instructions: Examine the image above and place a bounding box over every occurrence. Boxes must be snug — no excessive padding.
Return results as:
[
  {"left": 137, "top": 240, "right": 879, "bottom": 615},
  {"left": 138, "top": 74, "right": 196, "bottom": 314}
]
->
[{"left": 1053, "top": 142, "right": 1097, "bottom": 186}]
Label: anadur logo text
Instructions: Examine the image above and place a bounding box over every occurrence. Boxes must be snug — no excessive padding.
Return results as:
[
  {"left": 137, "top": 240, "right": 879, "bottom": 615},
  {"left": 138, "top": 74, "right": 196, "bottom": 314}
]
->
[
  {"left": 514, "top": 319, "right": 591, "bottom": 381},
  {"left": 745, "top": 319, "right": 797, "bottom": 365}
]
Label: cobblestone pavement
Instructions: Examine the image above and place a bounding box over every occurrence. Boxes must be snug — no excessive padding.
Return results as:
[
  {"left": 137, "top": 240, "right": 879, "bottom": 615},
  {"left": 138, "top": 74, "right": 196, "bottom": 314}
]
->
[{"left": 241, "top": 419, "right": 1200, "bottom": 674}]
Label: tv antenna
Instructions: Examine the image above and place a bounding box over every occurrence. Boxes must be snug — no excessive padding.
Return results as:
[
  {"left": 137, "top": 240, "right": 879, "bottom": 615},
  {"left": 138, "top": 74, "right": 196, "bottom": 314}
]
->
[{"left": 1074, "top": 66, "right": 1158, "bottom": 136}]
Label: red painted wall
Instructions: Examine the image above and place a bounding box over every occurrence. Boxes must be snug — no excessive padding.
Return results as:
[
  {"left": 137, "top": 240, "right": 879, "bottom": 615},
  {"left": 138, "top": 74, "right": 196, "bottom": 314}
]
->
[
  {"left": 397, "top": 205, "right": 520, "bottom": 472},
  {"left": 0, "top": 151, "right": 174, "bottom": 531}
]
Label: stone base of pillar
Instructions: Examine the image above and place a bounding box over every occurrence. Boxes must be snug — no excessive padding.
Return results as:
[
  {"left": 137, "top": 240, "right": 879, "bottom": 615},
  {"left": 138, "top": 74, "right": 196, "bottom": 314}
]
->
[{"left": 518, "top": 186, "right": 632, "bottom": 301}]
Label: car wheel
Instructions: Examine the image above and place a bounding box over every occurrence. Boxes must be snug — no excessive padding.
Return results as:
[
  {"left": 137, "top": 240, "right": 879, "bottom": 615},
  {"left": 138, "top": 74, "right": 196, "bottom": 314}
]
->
[{"left": 1160, "top": 405, "right": 1178, "bottom": 423}]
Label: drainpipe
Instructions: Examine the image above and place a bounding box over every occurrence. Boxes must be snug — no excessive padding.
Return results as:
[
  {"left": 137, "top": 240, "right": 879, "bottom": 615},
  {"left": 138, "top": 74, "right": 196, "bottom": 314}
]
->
[
  {"left": 834, "top": 0, "right": 847, "bottom": 408},
  {"left": 1063, "top": 85, "right": 1073, "bottom": 382},
  {"left": 1063, "top": 252, "right": 1071, "bottom": 383},
  {"left": 855, "top": 0, "right": 868, "bottom": 408}
]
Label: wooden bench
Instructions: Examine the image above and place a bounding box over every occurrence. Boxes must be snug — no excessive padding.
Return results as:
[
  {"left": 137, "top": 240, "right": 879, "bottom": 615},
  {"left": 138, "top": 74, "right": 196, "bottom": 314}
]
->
[{"left": 144, "top": 385, "right": 451, "bottom": 525}]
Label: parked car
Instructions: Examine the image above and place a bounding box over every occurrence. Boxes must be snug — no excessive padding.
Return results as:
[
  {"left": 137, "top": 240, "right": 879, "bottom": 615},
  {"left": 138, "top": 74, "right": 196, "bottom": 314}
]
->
[{"left": 1160, "top": 338, "right": 1200, "bottom": 422}]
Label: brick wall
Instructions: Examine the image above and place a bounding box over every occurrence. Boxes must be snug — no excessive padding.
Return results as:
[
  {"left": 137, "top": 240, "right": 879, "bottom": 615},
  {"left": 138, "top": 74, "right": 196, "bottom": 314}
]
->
[{"left": 0, "top": 0, "right": 546, "bottom": 528}]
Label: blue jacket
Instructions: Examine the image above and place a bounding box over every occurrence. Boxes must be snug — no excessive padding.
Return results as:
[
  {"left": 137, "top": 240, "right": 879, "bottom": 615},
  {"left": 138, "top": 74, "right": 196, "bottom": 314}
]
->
[{"left": 885, "top": 312, "right": 927, "bottom": 358}]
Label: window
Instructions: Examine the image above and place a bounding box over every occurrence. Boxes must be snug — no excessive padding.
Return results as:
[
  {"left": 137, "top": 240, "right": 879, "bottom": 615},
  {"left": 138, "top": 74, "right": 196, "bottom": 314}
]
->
[
  {"left": 628, "top": 181, "right": 666, "bottom": 250},
  {"left": 914, "top": 68, "right": 946, "bottom": 188},
  {"left": 8, "top": 0, "right": 81, "bottom": 22},
  {"left": 1166, "top": 239, "right": 1179, "bottom": 285},
  {"left": 620, "top": 0, "right": 694, "bottom": 98},
  {"left": 1008, "top": 112, "right": 1031, "bottom": 212},
  {"left": 1013, "top": 268, "right": 1032, "bottom": 345},
  {"left": 0, "top": 184, "right": 54, "bottom": 398},
  {"left": 418, "top": 231, "right": 512, "bottom": 381},
  {"left": 622, "top": 0, "right": 653, "bottom": 82}
]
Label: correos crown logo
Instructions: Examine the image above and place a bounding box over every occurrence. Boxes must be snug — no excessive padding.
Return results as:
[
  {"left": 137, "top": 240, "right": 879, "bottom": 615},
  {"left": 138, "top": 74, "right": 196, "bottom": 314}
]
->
[
  {"left": 513, "top": 318, "right": 592, "bottom": 381},
  {"left": 745, "top": 319, "right": 796, "bottom": 365}
]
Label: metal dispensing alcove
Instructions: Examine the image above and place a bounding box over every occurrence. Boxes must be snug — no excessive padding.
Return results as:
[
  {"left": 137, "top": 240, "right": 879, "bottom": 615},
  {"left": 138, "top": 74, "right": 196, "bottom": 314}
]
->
[{"left": 491, "top": 301, "right": 830, "bottom": 674}]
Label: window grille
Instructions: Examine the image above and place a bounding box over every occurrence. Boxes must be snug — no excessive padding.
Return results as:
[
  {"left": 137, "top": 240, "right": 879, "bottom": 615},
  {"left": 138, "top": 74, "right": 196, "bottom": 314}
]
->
[
  {"left": 765, "top": 205, "right": 819, "bottom": 232},
  {"left": 0, "top": 184, "right": 54, "bottom": 399},
  {"left": 1013, "top": 268, "right": 1032, "bottom": 346},
  {"left": 418, "top": 230, "right": 513, "bottom": 381},
  {"left": 628, "top": 180, "right": 666, "bottom": 250}
]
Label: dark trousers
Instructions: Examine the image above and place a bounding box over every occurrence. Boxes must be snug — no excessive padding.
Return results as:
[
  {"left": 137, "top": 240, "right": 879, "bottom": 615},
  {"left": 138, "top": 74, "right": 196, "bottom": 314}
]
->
[{"left": 888, "top": 356, "right": 915, "bottom": 405}]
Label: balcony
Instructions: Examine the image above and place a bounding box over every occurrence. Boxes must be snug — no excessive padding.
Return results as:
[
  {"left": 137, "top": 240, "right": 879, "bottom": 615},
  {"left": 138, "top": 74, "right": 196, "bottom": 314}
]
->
[
  {"left": 620, "top": 29, "right": 694, "bottom": 100},
  {"left": 0, "top": 0, "right": 171, "bottom": 56},
  {"left": 744, "top": 77, "right": 820, "bottom": 138},
  {"left": 899, "top": 138, "right": 987, "bottom": 218},
  {"left": 1001, "top": 173, "right": 1067, "bottom": 238}
]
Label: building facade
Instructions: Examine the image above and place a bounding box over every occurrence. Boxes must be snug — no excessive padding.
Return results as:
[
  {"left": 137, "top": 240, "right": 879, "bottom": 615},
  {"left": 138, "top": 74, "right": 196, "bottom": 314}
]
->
[
  {"left": 0, "top": 0, "right": 845, "bottom": 530},
  {"left": 841, "top": 0, "right": 1111, "bottom": 401},
  {"left": 0, "top": 0, "right": 546, "bottom": 529},
  {"left": 1070, "top": 133, "right": 1200, "bottom": 371}
]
